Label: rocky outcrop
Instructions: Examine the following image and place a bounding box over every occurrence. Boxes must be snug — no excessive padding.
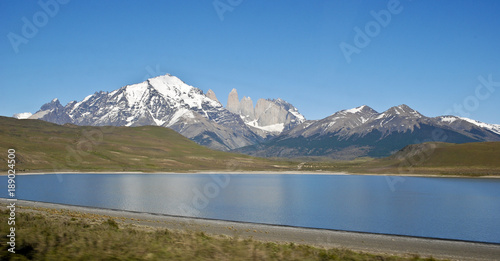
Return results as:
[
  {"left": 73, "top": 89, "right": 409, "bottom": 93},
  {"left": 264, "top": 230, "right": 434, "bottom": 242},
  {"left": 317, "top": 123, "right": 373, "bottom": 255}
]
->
[
  {"left": 225, "top": 89, "right": 306, "bottom": 137},
  {"left": 30, "top": 98, "right": 72, "bottom": 125},
  {"left": 239, "top": 96, "right": 255, "bottom": 121},
  {"left": 206, "top": 89, "right": 219, "bottom": 103},
  {"left": 226, "top": 88, "right": 240, "bottom": 114},
  {"left": 255, "top": 99, "right": 289, "bottom": 128}
]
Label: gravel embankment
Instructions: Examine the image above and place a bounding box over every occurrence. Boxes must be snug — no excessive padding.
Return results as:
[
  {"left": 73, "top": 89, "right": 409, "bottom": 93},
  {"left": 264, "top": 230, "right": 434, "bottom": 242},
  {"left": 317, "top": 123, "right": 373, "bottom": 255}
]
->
[{"left": 2, "top": 199, "right": 500, "bottom": 261}]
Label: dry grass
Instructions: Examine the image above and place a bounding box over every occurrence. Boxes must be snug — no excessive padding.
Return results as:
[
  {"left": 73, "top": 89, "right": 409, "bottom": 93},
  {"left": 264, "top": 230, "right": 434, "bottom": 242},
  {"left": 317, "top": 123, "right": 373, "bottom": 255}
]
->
[
  {"left": 0, "top": 116, "right": 296, "bottom": 173},
  {"left": 0, "top": 207, "right": 442, "bottom": 261}
]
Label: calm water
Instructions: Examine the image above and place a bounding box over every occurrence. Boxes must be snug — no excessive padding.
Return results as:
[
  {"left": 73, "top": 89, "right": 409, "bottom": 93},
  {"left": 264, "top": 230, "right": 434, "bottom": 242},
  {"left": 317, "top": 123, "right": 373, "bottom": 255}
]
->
[{"left": 1, "top": 174, "right": 500, "bottom": 243}]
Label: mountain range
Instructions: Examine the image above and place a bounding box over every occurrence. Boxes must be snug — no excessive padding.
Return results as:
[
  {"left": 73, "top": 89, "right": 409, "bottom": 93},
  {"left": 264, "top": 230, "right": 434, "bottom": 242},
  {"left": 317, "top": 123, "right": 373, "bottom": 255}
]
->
[
  {"left": 23, "top": 74, "right": 304, "bottom": 151},
  {"left": 17, "top": 73, "right": 500, "bottom": 158},
  {"left": 237, "top": 104, "right": 500, "bottom": 158}
]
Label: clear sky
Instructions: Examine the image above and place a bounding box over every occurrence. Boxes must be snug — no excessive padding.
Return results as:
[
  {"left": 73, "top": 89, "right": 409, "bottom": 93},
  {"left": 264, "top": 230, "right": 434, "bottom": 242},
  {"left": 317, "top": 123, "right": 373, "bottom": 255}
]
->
[{"left": 1, "top": 0, "right": 500, "bottom": 124}]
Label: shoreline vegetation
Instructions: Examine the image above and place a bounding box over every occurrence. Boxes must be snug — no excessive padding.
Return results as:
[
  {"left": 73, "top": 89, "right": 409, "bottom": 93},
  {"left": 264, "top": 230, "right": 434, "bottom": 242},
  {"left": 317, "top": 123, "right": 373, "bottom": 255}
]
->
[
  {"left": 1, "top": 117, "right": 500, "bottom": 177},
  {"left": 8, "top": 171, "right": 500, "bottom": 179},
  {"left": 0, "top": 200, "right": 449, "bottom": 261}
]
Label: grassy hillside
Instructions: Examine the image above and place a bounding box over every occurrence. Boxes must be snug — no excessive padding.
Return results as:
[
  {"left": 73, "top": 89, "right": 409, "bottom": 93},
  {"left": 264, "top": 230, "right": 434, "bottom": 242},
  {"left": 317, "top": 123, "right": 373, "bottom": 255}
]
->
[
  {"left": 295, "top": 142, "right": 500, "bottom": 176},
  {"left": 380, "top": 142, "right": 500, "bottom": 175},
  {"left": 1, "top": 116, "right": 499, "bottom": 176},
  {"left": 0, "top": 117, "right": 294, "bottom": 173}
]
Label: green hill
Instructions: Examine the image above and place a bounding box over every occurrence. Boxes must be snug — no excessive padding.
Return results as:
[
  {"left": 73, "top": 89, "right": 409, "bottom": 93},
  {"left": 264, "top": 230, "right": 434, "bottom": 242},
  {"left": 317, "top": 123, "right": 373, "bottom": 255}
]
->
[
  {"left": 290, "top": 142, "right": 500, "bottom": 176},
  {"left": 0, "top": 117, "right": 294, "bottom": 173},
  {"left": 381, "top": 141, "right": 500, "bottom": 175}
]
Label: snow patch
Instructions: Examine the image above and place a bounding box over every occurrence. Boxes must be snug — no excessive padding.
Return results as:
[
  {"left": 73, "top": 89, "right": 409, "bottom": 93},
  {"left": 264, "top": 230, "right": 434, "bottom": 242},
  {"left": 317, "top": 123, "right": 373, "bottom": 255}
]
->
[
  {"left": 289, "top": 108, "right": 305, "bottom": 121},
  {"left": 147, "top": 74, "right": 220, "bottom": 110},
  {"left": 167, "top": 108, "right": 192, "bottom": 127},
  {"left": 82, "top": 94, "right": 93, "bottom": 103},
  {"left": 153, "top": 117, "right": 166, "bottom": 126},
  {"left": 246, "top": 120, "right": 284, "bottom": 133},
  {"left": 109, "top": 89, "right": 119, "bottom": 97},
  {"left": 343, "top": 105, "right": 366, "bottom": 114},
  {"left": 125, "top": 82, "right": 149, "bottom": 106},
  {"left": 458, "top": 117, "right": 500, "bottom": 135},
  {"left": 375, "top": 113, "right": 387, "bottom": 120},
  {"left": 440, "top": 116, "right": 457, "bottom": 123},
  {"left": 13, "top": 112, "right": 32, "bottom": 119}
]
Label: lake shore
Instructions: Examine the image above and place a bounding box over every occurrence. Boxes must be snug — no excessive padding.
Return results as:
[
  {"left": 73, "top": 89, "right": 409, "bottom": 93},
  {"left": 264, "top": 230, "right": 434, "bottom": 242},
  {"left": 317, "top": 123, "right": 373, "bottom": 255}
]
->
[
  {"left": 10, "top": 170, "right": 500, "bottom": 179},
  {"left": 3, "top": 199, "right": 500, "bottom": 261}
]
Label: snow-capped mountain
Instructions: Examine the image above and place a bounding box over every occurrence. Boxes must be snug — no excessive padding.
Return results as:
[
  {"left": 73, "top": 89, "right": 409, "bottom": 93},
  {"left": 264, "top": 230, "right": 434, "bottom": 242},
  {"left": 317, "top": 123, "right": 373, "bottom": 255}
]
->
[
  {"left": 435, "top": 116, "right": 500, "bottom": 136},
  {"left": 19, "top": 73, "right": 500, "bottom": 158},
  {"left": 225, "top": 88, "right": 305, "bottom": 137},
  {"left": 286, "top": 105, "right": 378, "bottom": 138},
  {"left": 237, "top": 104, "right": 500, "bottom": 159},
  {"left": 29, "top": 74, "right": 264, "bottom": 151}
]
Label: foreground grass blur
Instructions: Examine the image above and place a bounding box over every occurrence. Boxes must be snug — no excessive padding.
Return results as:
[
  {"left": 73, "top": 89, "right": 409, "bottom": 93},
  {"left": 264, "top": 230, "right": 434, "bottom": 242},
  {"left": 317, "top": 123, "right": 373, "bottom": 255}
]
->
[{"left": 0, "top": 208, "right": 442, "bottom": 261}]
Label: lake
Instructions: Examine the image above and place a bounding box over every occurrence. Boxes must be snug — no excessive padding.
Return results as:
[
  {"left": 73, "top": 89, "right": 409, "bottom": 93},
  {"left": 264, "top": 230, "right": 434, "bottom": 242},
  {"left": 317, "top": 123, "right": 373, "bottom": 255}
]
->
[{"left": 2, "top": 173, "right": 500, "bottom": 244}]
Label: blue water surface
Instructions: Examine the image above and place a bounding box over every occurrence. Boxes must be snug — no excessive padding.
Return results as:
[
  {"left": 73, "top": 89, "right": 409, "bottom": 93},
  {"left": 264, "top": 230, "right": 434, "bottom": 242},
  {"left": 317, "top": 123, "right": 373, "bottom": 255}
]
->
[{"left": 1, "top": 174, "right": 499, "bottom": 243}]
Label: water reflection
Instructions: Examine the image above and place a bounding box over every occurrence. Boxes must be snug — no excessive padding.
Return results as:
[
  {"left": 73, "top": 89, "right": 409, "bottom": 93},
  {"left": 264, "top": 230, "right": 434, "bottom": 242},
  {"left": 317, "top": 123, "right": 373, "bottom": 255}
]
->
[{"left": 2, "top": 174, "right": 500, "bottom": 243}]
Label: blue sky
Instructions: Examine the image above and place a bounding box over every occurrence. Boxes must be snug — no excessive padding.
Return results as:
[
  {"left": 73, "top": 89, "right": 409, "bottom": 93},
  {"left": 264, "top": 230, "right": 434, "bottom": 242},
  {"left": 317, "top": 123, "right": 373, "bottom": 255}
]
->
[{"left": 1, "top": 0, "right": 500, "bottom": 124}]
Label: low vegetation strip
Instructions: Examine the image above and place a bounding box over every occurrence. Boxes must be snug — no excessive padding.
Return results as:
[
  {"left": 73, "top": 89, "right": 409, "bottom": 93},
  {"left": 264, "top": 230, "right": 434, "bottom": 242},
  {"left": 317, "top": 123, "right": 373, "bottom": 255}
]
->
[{"left": 0, "top": 204, "right": 442, "bottom": 261}]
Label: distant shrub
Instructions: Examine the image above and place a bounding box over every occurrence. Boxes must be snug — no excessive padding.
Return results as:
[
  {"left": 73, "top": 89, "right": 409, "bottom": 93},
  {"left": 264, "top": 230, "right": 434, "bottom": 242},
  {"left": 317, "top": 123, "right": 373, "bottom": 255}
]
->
[{"left": 103, "top": 218, "right": 119, "bottom": 229}]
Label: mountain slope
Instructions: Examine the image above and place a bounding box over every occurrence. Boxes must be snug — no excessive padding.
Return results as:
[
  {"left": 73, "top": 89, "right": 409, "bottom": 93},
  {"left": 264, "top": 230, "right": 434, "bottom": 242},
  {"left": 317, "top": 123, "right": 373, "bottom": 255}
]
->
[
  {"left": 390, "top": 142, "right": 500, "bottom": 168},
  {"left": 237, "top": 105, "right": 500, "bottom": 159},
  {"left": 29, "top": 74, "right": 263, "bottom": 151},
  {"left": 291, "top": 141, "right": 500, "bottom": 176},
  {"left": 372, "top": 141, "right": 500, "bottom": 175},
  {"left": 0, "top": 117, "right": 292, "bottom": 172}
]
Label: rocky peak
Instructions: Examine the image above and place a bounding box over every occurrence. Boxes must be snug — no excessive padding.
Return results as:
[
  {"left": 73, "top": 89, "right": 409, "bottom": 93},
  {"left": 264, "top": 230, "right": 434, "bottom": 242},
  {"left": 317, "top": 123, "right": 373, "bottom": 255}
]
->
[
  {"left": 40, "top": 98, "right": 63, "bottom": 111},
  {"left": 254, "top": 99, "right": 283, "bottom": 126},
  {"left": 239, "top": 96, "right": 255, "bottom": 120},
  {"left": 382, "top": 104, "right": 422, "bottom": 118},
  {"left": 253, "top": 98, "right": 305, "bottom": 132},
  {"left": 339, "top": 105, "right": 378, "bottom": 116},
  {"left": 31, "top": 98, "right": 72, "bottom": 125},
  {"left": 223, "top": 89, "right": 305, "bottom": 136},
  {"left": 227, "top": 88, "right": 240, "bottom": 114},
  {"left": 206, "top": 89, "right": 219, "bottom": 103}
]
